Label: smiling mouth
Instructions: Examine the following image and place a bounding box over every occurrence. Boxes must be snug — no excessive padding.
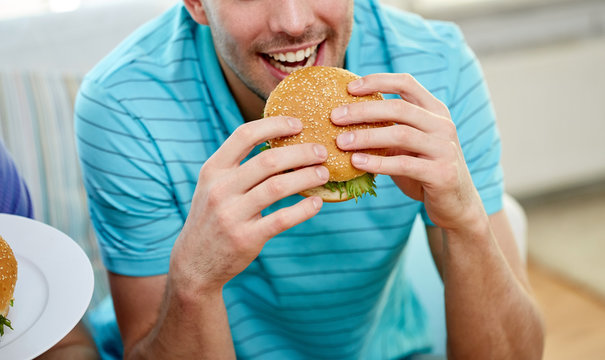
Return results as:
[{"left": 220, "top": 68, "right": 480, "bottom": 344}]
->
[{"left": 263, "top": 44, "right": 319, "bottom": 74}]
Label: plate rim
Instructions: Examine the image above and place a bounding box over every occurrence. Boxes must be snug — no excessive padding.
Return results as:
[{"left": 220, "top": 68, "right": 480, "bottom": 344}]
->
[{"left": 0, "top": 213, "right": 94, "bottom": 359}]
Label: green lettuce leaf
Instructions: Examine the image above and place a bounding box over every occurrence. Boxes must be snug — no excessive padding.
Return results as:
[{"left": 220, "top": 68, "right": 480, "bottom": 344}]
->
[
  {"left": 324, "top": 172, "right": 377, "bottom": 202},
  {"left": 0, "top": 314, "right": 13, "bottom": 336}
]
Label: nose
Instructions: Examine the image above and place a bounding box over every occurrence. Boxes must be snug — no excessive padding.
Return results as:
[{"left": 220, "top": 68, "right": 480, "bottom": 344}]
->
[{"left": 269, "top": 0, "right": 315, "bottom": 37}]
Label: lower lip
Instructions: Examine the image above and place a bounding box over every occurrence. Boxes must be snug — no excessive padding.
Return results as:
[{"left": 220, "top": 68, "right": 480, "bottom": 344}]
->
[{"left": 262, "top": 42, "right": 325, "bottom": 81}]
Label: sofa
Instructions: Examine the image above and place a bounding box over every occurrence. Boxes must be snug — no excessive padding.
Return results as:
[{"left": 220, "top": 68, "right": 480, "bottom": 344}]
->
[{"left": 0, "top": 3, "right": 527, "bottom": 356}]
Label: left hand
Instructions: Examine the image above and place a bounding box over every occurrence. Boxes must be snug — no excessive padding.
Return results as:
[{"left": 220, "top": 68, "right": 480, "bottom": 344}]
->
[{"left": 331, "top": 73, "right": 485, "bottom": 231}]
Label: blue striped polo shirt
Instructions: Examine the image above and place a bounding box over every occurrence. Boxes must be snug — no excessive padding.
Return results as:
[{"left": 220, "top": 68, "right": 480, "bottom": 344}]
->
[{"left": 75, "top": 1, "right": 503, "bottom": 358}]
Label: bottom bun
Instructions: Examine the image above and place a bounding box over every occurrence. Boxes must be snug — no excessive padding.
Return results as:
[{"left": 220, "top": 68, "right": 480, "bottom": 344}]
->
[{"left": 300, "top": 186, "right": 354, "bottom": 203}]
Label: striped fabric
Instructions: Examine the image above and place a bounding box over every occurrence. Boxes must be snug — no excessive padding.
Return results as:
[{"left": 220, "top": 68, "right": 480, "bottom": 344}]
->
[
  {"left": 0, "top": 71, "right": 108, "bottom": 307},
  {"left": 75, "top": 0, "right": 503, "bottom": 359}
]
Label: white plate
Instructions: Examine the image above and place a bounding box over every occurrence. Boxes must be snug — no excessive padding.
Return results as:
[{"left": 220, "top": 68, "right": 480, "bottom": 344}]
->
[{"left": 0, "top": 214, "right": 94, "bottom": 360}]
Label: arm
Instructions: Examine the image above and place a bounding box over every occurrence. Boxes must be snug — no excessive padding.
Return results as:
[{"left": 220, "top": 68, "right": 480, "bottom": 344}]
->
[
  {"left": 109, "top": 273, "right": 234, "bottom": 359},
  {"left": 36, "top": 322, "right": 99, "bottom": 360},
  {"left": 331, "top": 73, "right": 544, "bottom": 359},
  {"left": 111, "top": 116, "right": 329, "bottom": 359},
  {"left": 109, "top": 271, "right": 235, "bottom": 359},
  {"left": 427, "top": 210, "right": 543, "bottom": 359}
]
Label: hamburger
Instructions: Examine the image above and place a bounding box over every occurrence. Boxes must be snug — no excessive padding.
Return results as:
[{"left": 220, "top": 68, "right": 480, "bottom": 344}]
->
[
  {"left": 0, "top": 235, "right": 17, "bottom": 336},
  {"left": 264, "top": 66, "right": 390, "bottom": 202}
]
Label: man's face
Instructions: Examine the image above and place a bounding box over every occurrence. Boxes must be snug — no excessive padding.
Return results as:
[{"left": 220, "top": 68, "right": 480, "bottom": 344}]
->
[{"left": 199, "top": 0, "right": 354, "bottom": 101}]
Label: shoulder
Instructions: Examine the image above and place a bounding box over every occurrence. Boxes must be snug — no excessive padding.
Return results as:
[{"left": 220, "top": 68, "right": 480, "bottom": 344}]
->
[
  {"left": 386, "top": 7, "right": 464, "bottom": 45},
  {"left": 355, "top": 0, "right": 466, "bottom": 52}
]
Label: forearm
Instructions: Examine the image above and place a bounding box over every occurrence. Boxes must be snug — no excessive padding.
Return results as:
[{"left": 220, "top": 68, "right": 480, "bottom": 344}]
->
[
  {"left": 440, "top": 219, "right": 544, "bottom": 359},
  {"left": 125, "top": 274, "right": 236, "bottom": 359}
]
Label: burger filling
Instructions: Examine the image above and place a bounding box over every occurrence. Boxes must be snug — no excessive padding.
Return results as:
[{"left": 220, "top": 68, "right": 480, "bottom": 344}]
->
[
  {"left": 0, "top": 300, "right": 14, "bottom": 336},
  {"left": 324, "top": 172, "right": 377, "bottom": 201},
  {"left": 264, "top": 44, "right": 318, "bottom": 74},
  {"left": 0, "top": 315, "right": 12, "bottom": 336}
]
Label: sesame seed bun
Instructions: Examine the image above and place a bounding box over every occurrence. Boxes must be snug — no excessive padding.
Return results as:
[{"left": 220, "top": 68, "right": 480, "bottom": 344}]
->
[
  {"left": 264, "top": 66, "right": 389, "bottom": 202},
  {"left": 0, "top": 235, "right": 17, "bottom": 319}
]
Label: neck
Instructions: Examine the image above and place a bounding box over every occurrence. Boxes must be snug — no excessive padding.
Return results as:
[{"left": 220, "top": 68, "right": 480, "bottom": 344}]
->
[
  {"left": 229, "top": 74, "right": 266, "bottom": 123},
  {"left": 216, "top": 56, "right": 266, "bottom": 123}
]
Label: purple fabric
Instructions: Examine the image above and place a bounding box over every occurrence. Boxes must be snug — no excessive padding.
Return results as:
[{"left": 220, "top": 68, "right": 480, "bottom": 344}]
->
[{"left": 0, "top": 139, "right": 33, "bottom": 218}]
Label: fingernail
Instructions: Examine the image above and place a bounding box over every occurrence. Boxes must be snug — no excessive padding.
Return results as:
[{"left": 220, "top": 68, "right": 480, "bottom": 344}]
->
[
  {"left": 351, "top": 153, "right": 368, "bottom": 165},
  {"left": 337, "top": 132, "right": 354, "bottom": 146},
  {"left": 348, "top": 79, "right": 363, "bottom": 90},
  {"left": 315, "top": 166, "right": 329, "bottom": 181},
  {"left": 287, "top": 117, "right": 302, "bottom": 130},
  {"left": 313, "top": 144, "right": 327, "bottom": 159},
  {"left": 312, "top": 196, "right": 323, "bottom": 210},
  {"left": 331, "top": 106, "right": 348, "bottom": 121}
]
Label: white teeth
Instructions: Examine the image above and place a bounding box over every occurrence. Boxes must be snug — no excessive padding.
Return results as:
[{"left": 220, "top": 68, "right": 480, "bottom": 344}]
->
[
  {"left": 269, "top": 49, "right": 318, "bottom": 74},
  {"left": 268, "top": 44, "right": 318, "bottom": 64},
  {"left": 266, "top": 44, "right": 319, "bottom": 74},
  {"left": 295, "top": 49, "right": 305, "bottom": 61}
]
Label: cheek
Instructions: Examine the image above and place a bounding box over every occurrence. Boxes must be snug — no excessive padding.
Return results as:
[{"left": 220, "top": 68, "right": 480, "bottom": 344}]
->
[
  {"left": 211, "top": 23, "right": 256, "bottom": 60},
  {"left": 214, "top": 6, "right": 266, "bottom": 51},
  {"left": 320, "top": 1, "right": 354, "bottom": 27}
]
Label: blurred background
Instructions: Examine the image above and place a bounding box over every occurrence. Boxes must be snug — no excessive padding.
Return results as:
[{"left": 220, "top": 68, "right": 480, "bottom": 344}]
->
[{"left": 0, "top": 0, "right": 604, "bottom": 358}]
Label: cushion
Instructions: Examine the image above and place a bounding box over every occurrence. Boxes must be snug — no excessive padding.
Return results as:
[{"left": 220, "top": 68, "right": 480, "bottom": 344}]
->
[{"left": 0, "top": 71, "right": 108, "bottom": 307}]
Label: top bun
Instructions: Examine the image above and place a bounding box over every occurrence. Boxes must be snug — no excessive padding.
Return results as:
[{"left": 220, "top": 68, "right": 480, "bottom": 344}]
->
[
  {"left": 0, "top": 235, "right": 17, "bottom": 318},
  {"left": 264, "top": 66, "right": 389, "bottom": 182}
]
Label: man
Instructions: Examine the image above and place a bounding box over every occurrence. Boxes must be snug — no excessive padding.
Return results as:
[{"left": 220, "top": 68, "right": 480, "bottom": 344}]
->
[
  {"left": 0, "top": 139, "right": 99, "bottom": 359},
  {"left": 75, "top": 0, "right": 544, "bottom": 358}
]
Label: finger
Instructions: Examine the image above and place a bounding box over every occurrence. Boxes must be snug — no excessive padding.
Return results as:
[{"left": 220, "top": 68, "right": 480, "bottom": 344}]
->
[
  {"left": 242, "top": 165, "right": 329, "bottom": 216},
  {"left": 206, "top": 116, "right": 302, "bottom": 169},
  {"left": 349, "top": 153, "right": 434, "bottom": 183},
  {"left": 336, "top": 125, "right": 443, "bottom": 158},
  {"left": 347, "top": 73, "right": 450, "bottom": 118},
  {"left": 254, "top": 196, "right": 323, "bottom": 240},
  {"left": 331, "top": 99, "right": 438, "bottom": 133},
  {"left": 235, "top": 143, "right": 328, "bottom": 193}
]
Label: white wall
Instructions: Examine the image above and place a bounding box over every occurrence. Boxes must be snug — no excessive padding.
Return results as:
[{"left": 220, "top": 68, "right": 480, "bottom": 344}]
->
[
  {"left": 454, "top": 0, "right": 605, "bottom": 197},
  {"left": 482, "top": 37, "right": 605, "bottom": 198},
  {"left": 0, "top": 0, "right": 175, "bottom": 74}
]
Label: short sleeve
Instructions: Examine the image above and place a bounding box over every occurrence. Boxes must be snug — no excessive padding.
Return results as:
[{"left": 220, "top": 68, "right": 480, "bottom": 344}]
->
[
  {"left": 421, "top": 34, "right": 504, "bottom": 227},
  {"left": 75, "top": 79, "right": 184, "bottom": 276}
]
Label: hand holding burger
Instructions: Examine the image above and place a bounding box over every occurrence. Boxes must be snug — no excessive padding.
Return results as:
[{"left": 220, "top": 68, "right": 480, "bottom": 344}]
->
[{"left": 331, "top": 72, "right": 484, "bottom": 231}]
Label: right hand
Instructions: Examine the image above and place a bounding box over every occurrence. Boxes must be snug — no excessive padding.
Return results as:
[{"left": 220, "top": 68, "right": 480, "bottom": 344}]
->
[{"left": 170, "top": 116, "right": 329, "bottom": 293}]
